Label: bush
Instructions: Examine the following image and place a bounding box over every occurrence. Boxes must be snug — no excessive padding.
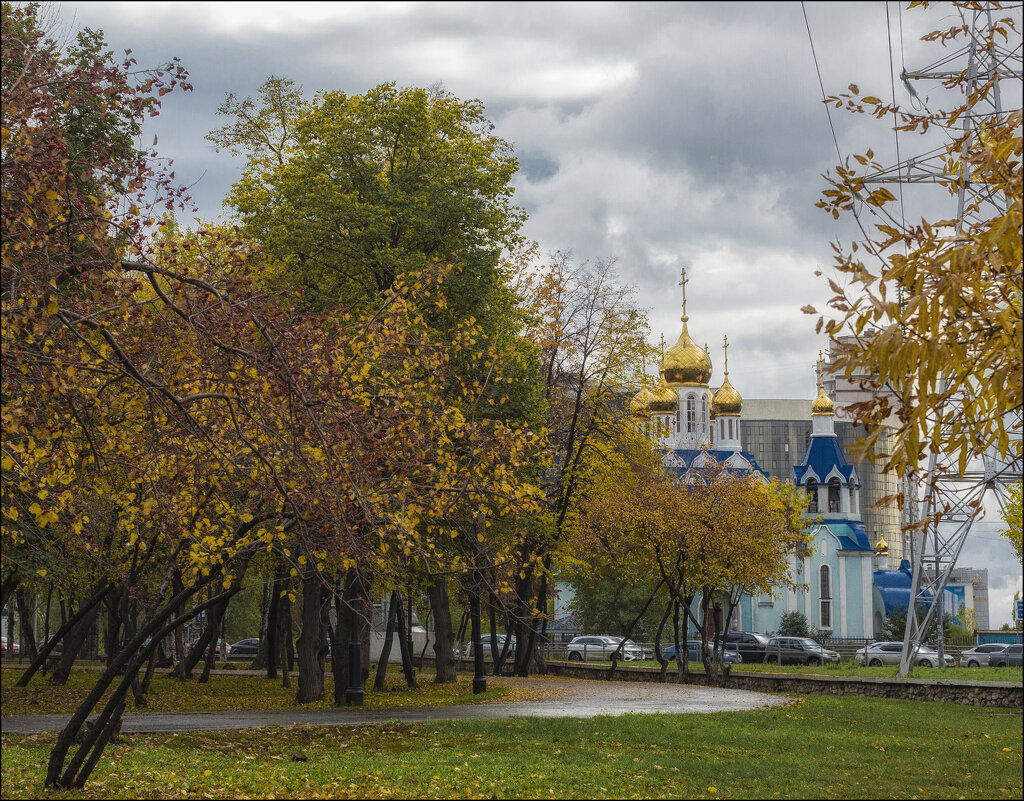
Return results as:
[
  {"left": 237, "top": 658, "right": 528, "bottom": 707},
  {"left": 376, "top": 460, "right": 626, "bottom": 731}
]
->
[{"left": 778, "top": 612, "right": 811, "bottom": 638}]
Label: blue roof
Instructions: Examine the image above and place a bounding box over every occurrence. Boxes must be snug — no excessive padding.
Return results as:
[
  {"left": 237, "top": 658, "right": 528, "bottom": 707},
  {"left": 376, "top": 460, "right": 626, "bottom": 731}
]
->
[
  {"left": 818, "top": 519, "right": 873, "bottom": 551},
  {"left": 873, "top": 560, "right": 939, "bottom": 615},
  {"left": 662, "top": 449, "right": 770, "bottom": 481},
  {"left": 793, "top": 435, "right": 859, "bottom": 486}
]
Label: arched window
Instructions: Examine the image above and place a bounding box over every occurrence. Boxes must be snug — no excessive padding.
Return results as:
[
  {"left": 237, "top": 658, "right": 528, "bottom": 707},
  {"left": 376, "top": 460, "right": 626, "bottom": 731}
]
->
[
  {"left": 828, "top": 478, "right": 842, "bottom": 513},
  {"left": 805, "top": 479, "right": 818, "bottom": 513},
  {"left": 727, "top": 418, "right": 734, "bottom": 440},
  {"left": 819, "top": 565, "right": 832, "bottom": 629},
  {"left": 701, "top": 395, "right": 708, "bottom": 427},
  {"left": 686, "top": 395, "right": 696, "bottom": 433}
]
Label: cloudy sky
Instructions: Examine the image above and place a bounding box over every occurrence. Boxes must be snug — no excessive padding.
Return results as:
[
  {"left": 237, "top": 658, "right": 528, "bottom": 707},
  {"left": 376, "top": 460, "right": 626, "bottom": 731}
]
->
[{"left": 48, "top": 1, "right": 1021, "bottom": 626}]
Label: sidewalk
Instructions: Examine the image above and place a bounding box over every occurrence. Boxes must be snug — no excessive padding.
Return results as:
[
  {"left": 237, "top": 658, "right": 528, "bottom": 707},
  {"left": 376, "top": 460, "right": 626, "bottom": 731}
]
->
[{"left": 1, "top": 677, "right": 789, "bottom": 734}]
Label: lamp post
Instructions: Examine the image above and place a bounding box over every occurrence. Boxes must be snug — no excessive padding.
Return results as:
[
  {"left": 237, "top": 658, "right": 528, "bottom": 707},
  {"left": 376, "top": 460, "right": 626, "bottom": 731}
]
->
[{"left": 345, "top": 601, "right": 363, "bottom": 706}]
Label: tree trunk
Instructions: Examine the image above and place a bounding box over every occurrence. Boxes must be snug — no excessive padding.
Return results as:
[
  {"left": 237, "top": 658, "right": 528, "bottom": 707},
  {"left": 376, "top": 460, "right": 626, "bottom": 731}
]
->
[
  {"left": 429, "top": 578, "right": 456, "bottom": 684},
  {"left": 393, "top": 591, "right": 417, "bottom": 688},
  {"left": 15, "top": 586, "right": 39, "bottom": 663},
  {"left": 373, "top": 590, "right": 400, "bottom": 691},
  {"left": 295, "top": 572, "right": 326, "bottom": 703},
  {"left": 263, "top": 567, "right": 282, "bottom": 678},
  {"left": 49, "top": 592, "right": 110, "bottom": 686}
]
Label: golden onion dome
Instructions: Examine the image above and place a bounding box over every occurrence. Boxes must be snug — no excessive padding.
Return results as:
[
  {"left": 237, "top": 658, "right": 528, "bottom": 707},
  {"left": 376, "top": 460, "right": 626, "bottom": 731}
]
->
[
  {"left": 648, "top": 379, "right": 678, "bottom": 413},
  {"left": 629, "top": 385, "right": 653, "bottom": 418},
  {"left": 711, "top": 375, "right": 743, "bottom": 416},
  {"left": 662, "top": 320, "right": 712, "bottom": 387},
  {"left": 812, "top": 349, "right": 835, "bottom": 415},
  {"left": 875, "top": 535, "right": 889, "bottom": 556},
  {"left": 811, "top": 385, "right": 834, "bottom": 416}
]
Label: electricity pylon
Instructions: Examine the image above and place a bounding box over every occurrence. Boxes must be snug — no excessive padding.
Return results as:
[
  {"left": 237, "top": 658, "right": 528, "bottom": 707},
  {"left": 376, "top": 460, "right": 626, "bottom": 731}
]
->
[{"left": 854, "top": 3, "right": 1022, "bottom": 676}]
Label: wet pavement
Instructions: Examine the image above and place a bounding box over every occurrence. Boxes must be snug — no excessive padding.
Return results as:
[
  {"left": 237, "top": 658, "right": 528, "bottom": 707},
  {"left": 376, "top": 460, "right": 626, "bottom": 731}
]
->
[{"left": 0, "top": 676, "right": 790, "bottom": 735}]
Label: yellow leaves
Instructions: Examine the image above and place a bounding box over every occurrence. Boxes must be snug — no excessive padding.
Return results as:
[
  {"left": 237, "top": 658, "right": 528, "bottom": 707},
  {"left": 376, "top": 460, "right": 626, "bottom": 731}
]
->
[
  {"left": 28, "top": 502, "right": 43, "bottom": 517},
  {"left": 239, "top": 512, "right": 254, "bottom": 523}
]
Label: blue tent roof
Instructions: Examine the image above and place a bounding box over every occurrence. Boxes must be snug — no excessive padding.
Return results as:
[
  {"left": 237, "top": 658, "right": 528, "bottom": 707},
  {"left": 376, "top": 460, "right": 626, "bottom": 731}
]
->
[
  {"left": 793, "top": 435, "right": 859, "bottom": 486},
  {"left": 662, "top": 449, "right": 770, "bottom": 481},
  {"left": 818, "top": 519, "right": 873, "bottom": 551},
  {"left": 873, "top": 560, "right": 938, "bottom": 615}
]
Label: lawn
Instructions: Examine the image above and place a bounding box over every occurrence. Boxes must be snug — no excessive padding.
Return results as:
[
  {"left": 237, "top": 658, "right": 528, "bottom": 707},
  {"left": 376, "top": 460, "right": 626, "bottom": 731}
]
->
[
  {"left": 2, "top": 694, "right": 1020, "bottom": 799},
  {"left": 0, "top": 667, "right": 517, "bottom": 716},
  {"left": 614, "top": 659, "right": 1023, "bottom": 683}
]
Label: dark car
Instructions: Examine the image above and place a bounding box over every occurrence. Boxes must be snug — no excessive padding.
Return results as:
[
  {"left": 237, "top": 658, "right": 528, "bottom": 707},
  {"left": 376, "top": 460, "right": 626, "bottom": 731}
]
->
[
  {"left": 716, "top": 631, "right": 770, "bottom": 663},
  {"left": 765, "top": 636, "right": 840, "bottom": 666},
  {"left": 989, "top": 644, "right": 1022, "bottom": 667},
  {"left": 228, "top": 638, "right": 260, "bottom": 658},
  {"left": 662, "top": 641, "right": 742, "bottom": 664}
]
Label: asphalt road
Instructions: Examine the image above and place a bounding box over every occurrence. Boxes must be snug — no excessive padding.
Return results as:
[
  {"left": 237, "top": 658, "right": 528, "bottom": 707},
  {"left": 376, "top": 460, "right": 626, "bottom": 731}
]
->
[{"left": 1, "top": 676, "right": 790, "bottom": 735}]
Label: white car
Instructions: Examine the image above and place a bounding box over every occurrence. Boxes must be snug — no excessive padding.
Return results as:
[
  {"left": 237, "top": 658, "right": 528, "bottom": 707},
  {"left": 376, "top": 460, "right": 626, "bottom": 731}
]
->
[
  {"left": 855, "top": 641, "right": 955, "bottom": 668},
  {"left": 566, "top": 635, "right": 650, "bottom": 662},
  {"left": 958, "top": 644, "right": 1008, "bottom": 667}
]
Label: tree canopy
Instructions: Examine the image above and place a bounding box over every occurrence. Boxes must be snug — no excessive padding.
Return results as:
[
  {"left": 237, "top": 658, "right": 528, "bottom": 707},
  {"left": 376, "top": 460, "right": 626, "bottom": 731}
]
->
[{"left": 805, "top": 2, "right": 1022, "bottom": 482}]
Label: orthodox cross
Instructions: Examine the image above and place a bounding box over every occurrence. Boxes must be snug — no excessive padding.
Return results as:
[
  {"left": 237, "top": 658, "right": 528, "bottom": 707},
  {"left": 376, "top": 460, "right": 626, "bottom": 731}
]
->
[
  {"left": 679, "top": 266, "right": 688, "bottom": 320},
  {"left": 723, "top": 334, "right": 730, "bottom": 375}
]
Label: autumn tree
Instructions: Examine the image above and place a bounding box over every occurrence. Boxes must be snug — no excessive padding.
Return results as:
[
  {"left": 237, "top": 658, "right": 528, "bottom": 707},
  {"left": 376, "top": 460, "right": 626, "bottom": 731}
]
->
[
  {"left": 1000, "top": 482, "right": 1023, "bottom": 564},
  {"left": 511, "top": 252, "right": 655, "bottom": 673},
  {"left": 572, "top": 449, "right": 810, "bottom": 686},
  {"left": 806, "top": 2, "right": 1022, "bottom": 486},
  {"left": 208, "top": 76, "right": 547, "bottom": 685}
]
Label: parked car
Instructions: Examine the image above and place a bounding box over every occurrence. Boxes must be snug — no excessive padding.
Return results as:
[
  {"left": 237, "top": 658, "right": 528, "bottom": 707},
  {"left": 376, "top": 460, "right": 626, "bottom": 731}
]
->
[
  {"left": 461, "top": 634, "right": 516, "bottom": 659},
  {"left": 958, "top": 643, "right": 1009, "bottom": 667},
  {"left": 989, "top": 644, "right": 1022, "bottom": 667},
  {"left": 228, "top": 638, "right": 260, "bottom": 658},
  {"left": 0, "top": 636, "right": 18, "bottom": 656},
  {"left": 566, "top": 635, "right": 650, "bottom": 662},
  {"left": 662, "top": 641, "right": 743, "bottom": 664},
  {"left": 765, "top": 636, "right": 841, "bottom": 666},
  {"left": 854, "top": 640, "right": 955, "bottom": 668},
  {"left": 716, "top": 631, "right": 770, "bottom": 663},
  {"left": 37, "top": 635, "right": 64, "bottom": 657}
]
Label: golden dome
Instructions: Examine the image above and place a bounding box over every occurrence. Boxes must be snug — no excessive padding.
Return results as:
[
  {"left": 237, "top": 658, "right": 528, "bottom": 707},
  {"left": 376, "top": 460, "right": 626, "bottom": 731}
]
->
[
  {"left": 875, "top": 535, "right": 889, "bottom": 556},
  {"left": 711, "top": 334, "right": 741, "bottom": 415},
  {"left": 811, "top": 386, "right": 835, "bottom": 415},
  {"left": 648, "top": 379, "right": 678, "bottom": 413},
  {"left": 662, "top": 320, "right": 712, "bottom": 386},
  {"left": 629, "top": 385, "right": 653, "bottom": 418},
  {"left": 712, "top": 376, "right": 743, "bottom": 416},
  {"left": 811, "top": 350, "right": 834, "bottom": 415}
]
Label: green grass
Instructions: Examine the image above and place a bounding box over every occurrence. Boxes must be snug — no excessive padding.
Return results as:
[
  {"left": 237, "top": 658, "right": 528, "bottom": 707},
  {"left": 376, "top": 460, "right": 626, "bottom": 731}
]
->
[
  {"left": 2, "top": 695, "right": 1020, "bottom": 798},
  {"left": 1, "top": 668, "right": 513, "bottom": 715},
  {"left": 617, "top": 659, "right": 1024, "bottom": 683}
]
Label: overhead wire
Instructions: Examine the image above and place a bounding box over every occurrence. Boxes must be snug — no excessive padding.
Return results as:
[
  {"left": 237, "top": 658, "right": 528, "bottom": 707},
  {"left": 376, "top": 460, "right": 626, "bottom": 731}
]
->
[
  {"left": 799, "top": 2, "right": 889, "bottom": 269},
  {"left": 886, "top": 0, "right": 910, "bottom": 305}
]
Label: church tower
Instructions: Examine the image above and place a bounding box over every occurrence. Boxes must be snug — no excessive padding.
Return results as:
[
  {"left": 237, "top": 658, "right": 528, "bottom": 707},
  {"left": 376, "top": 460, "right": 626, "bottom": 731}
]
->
[
  {"left": 711, "top": 334, "right": 743, "bottom": 452},
  {"left": 793, "top": 352, "right": 862, "bottom": 520},
  {"left": 660, "top": 267, "right": 711, "bottom": 449}
]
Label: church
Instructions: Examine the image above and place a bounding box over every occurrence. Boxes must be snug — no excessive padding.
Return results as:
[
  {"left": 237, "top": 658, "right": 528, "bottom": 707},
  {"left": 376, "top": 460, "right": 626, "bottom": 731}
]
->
[{"left": 628, "top": 268, "right": 882, "bottom": 639}]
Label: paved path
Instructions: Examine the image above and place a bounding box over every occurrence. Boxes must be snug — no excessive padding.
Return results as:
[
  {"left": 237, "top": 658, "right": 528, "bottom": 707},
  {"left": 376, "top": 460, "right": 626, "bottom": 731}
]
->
[{"left": 1, "top": 676, "right": 789, "bottom": 735}]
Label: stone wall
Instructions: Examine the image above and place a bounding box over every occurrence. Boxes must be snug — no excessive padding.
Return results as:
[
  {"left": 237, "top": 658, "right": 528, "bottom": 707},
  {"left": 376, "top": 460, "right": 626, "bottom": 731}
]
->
[{"left": 543, "top": 662, "right": 1022, "bottom": 708}]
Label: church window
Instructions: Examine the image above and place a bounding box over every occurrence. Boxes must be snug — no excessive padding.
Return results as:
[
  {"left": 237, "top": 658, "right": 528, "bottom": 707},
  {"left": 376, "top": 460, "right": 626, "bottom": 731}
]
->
[
  {"left": 728, "top": 418, "right": 734, "bottom": 440},
  {"left": 701, "top": 395, "right": 708, "bottom": 426},
  {"left": 819, "top": 565, "right": 832, "bottom": 629},
  {"left": 828, "top": 478, "right": 841, "bottom": 513},
  {"left": 686, "top": 395, "right": 696, "bottom": 433},
  {"left": 806, "top": 480, "right": 818, "bottom": 513}
]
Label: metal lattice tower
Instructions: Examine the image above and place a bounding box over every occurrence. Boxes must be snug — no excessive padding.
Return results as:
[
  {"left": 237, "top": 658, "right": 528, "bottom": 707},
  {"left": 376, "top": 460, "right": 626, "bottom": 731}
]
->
[{"left": 855, "top": 4, "right": 1022, "bottom": 676}]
